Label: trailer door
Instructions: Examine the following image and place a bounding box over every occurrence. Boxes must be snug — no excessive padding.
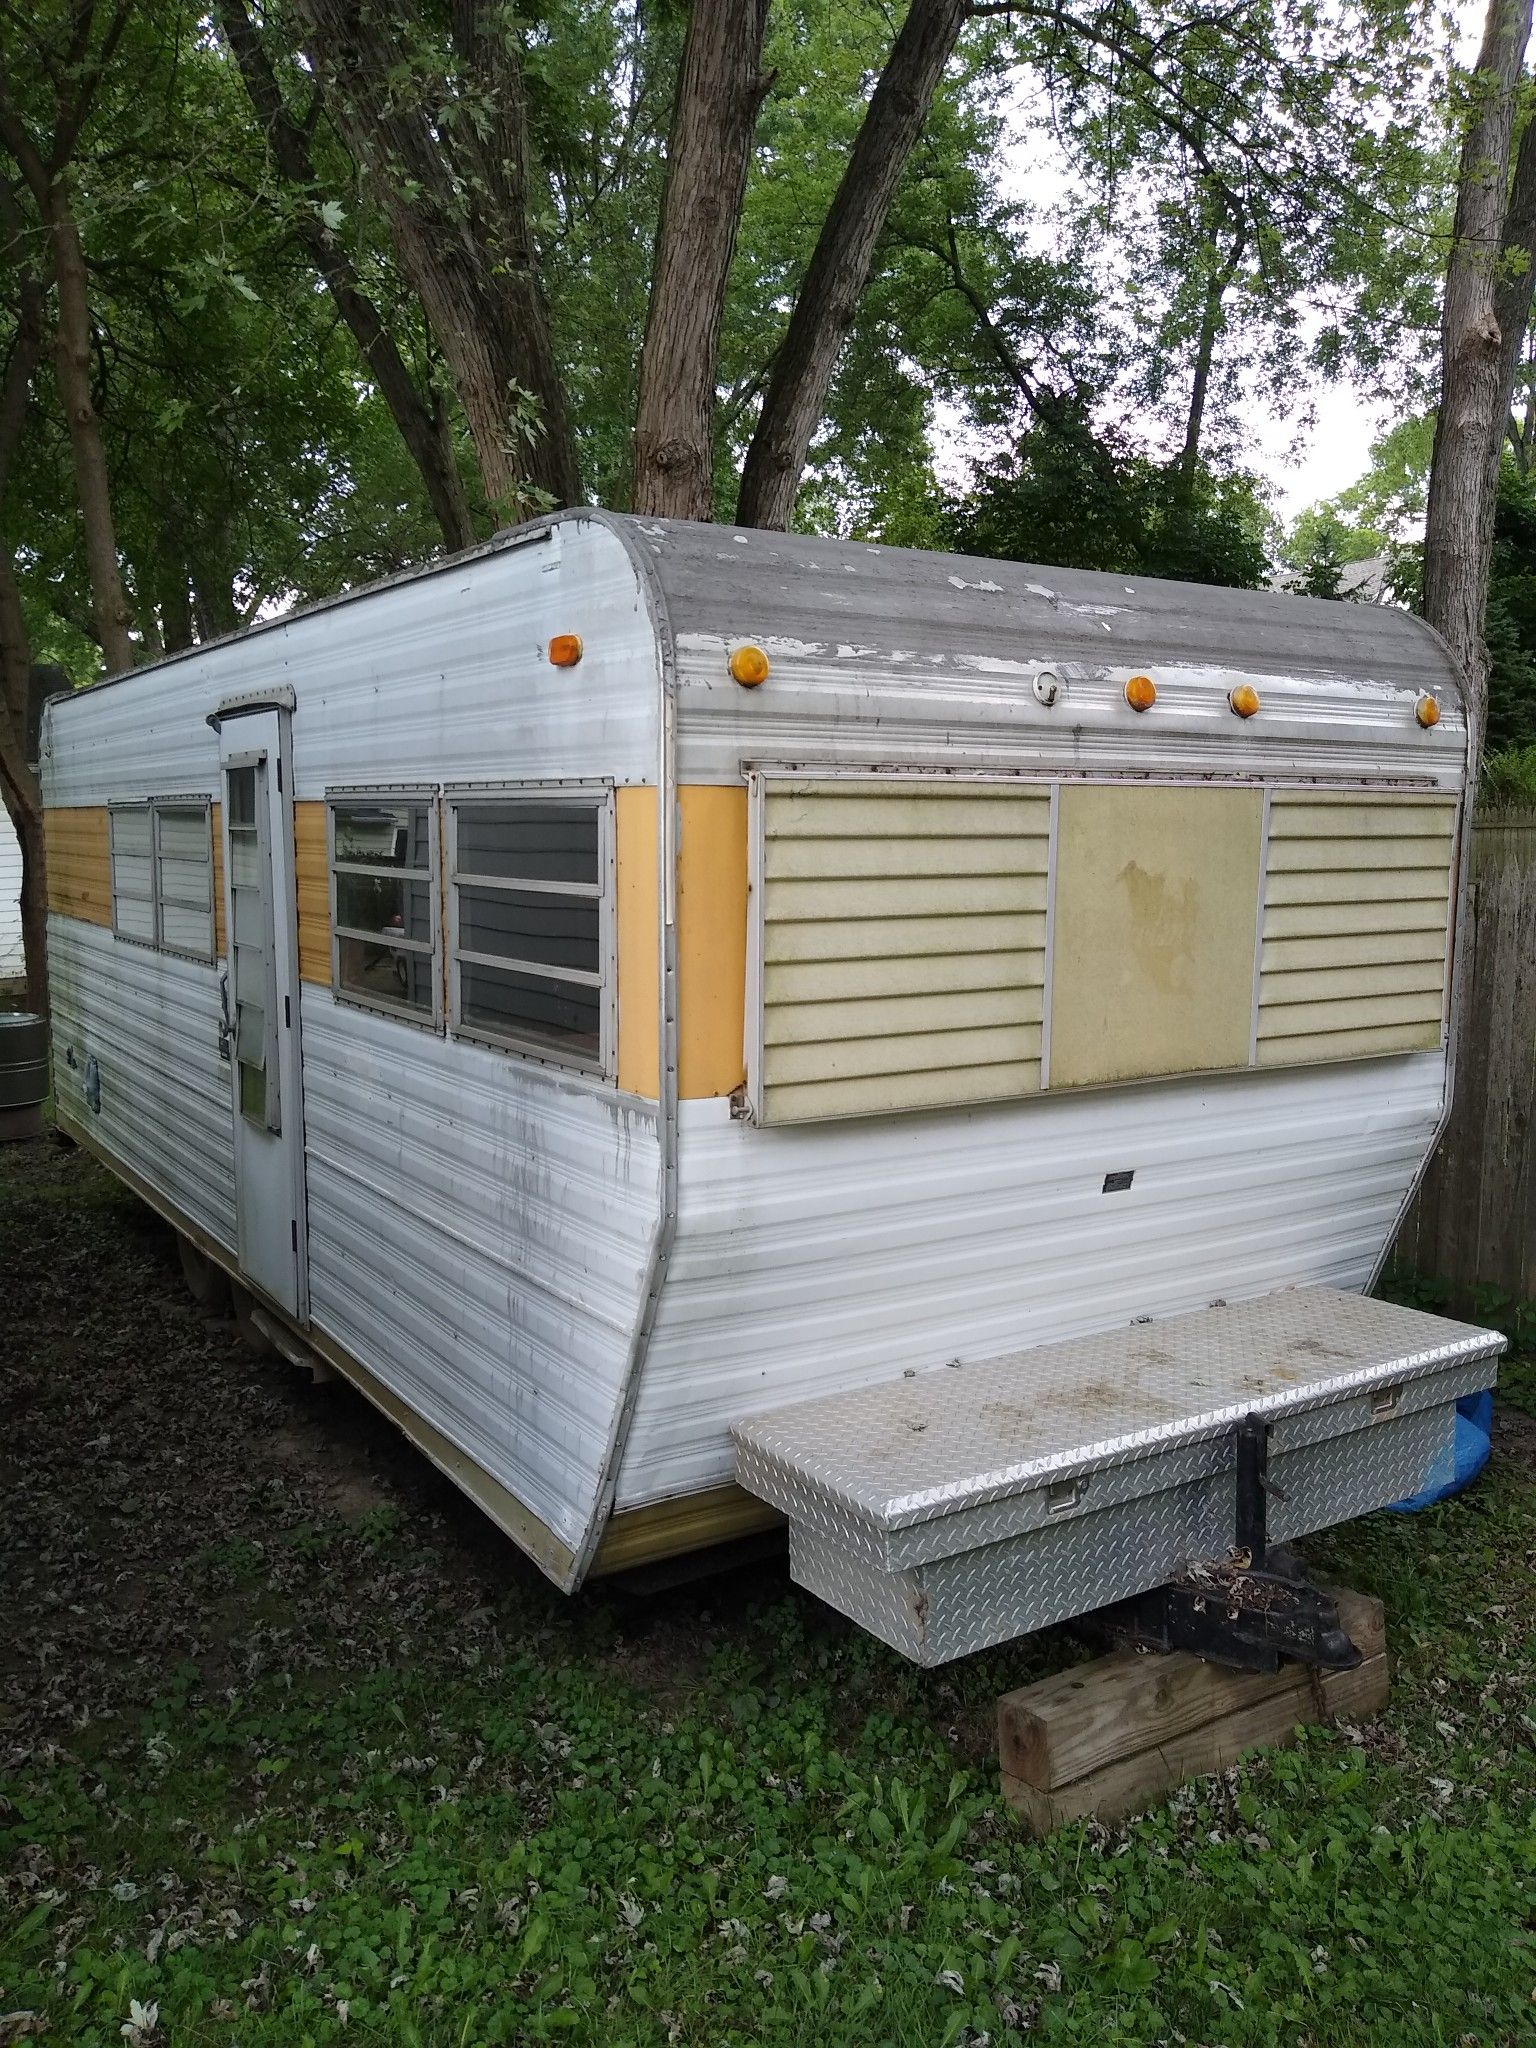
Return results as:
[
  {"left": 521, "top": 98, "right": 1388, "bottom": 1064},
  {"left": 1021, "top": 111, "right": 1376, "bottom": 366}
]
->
[{"left": 217, "top": 702, "right": 306, "bottom": 1319}]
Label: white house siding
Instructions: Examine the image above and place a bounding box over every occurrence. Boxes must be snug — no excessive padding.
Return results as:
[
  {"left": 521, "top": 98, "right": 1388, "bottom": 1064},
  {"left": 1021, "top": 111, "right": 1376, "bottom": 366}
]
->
[{"left": 0, "top": 805, "right": 22, "bottom": 980}]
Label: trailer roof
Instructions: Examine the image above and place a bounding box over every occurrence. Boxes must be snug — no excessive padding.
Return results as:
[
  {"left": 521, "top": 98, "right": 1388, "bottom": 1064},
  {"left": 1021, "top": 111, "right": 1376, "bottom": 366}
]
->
[
  {"left": 51, "top": 508, "right": 1460, "bottom": 708},
  {"left": 620, "top": 515, "right": 1461, "bottom": 701}
]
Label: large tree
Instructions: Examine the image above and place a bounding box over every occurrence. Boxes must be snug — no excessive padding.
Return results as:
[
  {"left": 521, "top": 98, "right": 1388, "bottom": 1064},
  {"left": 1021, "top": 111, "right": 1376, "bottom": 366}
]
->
[{"left": 1422, "top": 0, "right": 1534, "bottom": 751}]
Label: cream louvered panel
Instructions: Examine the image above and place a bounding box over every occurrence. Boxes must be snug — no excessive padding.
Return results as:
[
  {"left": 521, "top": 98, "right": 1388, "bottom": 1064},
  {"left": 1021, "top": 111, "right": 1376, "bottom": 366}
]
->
[
  {"left": 758, "top": 780, "right": 1051, "bottom": 1123},
  {"left": 1257, "top": 791, "right": 1456, "bottom": 1067}
]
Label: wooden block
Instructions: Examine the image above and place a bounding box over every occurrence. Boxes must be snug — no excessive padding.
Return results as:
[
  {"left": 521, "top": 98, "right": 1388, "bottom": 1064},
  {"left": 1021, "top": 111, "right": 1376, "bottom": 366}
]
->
[
  {"left": 999, "top": 1589, "right": 1384, "bottom": 1788},
  {"left": 997, "top": 1589, "right": 1390, "bottom": 1834}
]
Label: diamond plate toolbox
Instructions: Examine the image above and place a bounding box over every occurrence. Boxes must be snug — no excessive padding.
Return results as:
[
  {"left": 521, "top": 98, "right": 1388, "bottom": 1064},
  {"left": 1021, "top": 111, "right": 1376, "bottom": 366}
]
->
[{"left": 730, "top": 1288, "right": 1504, "bottom": 1665}]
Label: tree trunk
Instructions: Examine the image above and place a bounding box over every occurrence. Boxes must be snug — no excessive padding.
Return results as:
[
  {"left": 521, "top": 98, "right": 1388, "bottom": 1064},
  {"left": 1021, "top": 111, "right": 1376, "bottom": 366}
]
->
[
  {"left": 1422, "top": 0, "right": 1534, "bottom": 762},
  {"left": 0, "top": 171, "right": 50, "bottom": 1010},
  {"left": 160, "top": 555, "right": 194, "bottom": 654},
  {"left": 1177, "top": 228, "right": 1246, "bottom": 479},
  {"left": 42, "top": 175, "right": 136, "bottom": 674},
  {"left": 217, "top": 0, "right": 479, "bottom": 552},
  {"left": 0, "top": 552, "right": 46, "bottom": 1014},
  {"left": 295, "top": 0, "right": 582, "bottom": 519},
  {"left": 735, "top": 0, "right": 971, "bottom": 530},
  {"left": 1493, "top": 112, "right": 1536, "bottom": 475},
  {"left": 632, "top": 0, "right": 771, "bottom": 520}
]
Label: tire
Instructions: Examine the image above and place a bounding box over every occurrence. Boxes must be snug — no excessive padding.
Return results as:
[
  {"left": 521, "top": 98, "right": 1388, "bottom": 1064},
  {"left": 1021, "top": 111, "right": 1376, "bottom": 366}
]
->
[{"left": 177, "top": 1232, "right": 232, "bottom": 1315}]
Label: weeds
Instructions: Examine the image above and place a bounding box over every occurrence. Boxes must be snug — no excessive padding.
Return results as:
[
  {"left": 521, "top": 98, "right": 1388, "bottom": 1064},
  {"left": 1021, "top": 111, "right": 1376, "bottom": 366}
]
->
[{"left": 2, "top": 1142, "right": 1533, "bottom": 2046}]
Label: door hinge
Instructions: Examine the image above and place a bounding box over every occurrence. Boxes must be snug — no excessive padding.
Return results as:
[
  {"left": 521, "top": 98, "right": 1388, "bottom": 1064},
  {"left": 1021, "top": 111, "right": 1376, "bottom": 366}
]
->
[
  {"left": 285, "top": 995, "right": 291, "bottom": 1029},
  {"left": 277, "top": 757, "right": 283, "bottom": 792},
  {"left": 291, "top": 1219, "right": 298, "bottom": 1253}
]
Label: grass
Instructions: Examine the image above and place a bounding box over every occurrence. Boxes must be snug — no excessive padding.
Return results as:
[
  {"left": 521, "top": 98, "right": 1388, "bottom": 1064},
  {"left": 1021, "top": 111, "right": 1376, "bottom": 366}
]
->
[{"left": 1, "top": 1138, "right": 1534, "bottom": 2046}]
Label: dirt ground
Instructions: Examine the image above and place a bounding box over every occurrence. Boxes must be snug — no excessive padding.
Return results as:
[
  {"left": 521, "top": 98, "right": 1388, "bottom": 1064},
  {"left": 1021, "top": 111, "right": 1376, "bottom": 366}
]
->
[{"left": 0, "top": 1132, "right": 818, "bottom": 1752}]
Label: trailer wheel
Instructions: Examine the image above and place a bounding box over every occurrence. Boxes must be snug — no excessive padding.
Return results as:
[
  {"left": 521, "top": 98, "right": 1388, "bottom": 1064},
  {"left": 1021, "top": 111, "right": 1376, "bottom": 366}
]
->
[
  {"left": 177, "top": 1233, "right": 231, "bottom": 1316},
  {"left": 230, "top": 1283, "right": 276, "bottom": 1356}
]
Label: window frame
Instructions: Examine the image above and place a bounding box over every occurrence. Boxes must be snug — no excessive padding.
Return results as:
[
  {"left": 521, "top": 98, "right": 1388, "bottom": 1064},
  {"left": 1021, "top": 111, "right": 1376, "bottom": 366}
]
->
[
  {"left": 224, "top": 752, "right": 281, "bottom": 1133},
  {"left": 108, "top": 795, "right": 215, "bottom": 962},
  {"left": 444, "top": 782, "right": 616, "bottom": 1079},
  {"left": 326, "top": 785, "right": 443, "bottom": 1031}
]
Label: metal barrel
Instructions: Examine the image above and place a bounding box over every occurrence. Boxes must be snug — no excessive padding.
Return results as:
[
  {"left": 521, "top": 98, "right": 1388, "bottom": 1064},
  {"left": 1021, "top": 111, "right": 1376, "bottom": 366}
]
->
[{"left": 0, "top": 1010, "right": 49, "bottom": 1141}]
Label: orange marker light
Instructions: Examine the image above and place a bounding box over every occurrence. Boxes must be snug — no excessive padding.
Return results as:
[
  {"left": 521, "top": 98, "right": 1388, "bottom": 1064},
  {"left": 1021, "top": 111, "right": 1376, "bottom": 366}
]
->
[
  {"left": 549, "top": 633, "right": 583, "bottom": 668},
  {"left": 1125, "top": 673, "right": 1157, "bottom": 712},
  {"left": 729, "top": 644, "right": 770, "bottom": 687},
  {"left": 1229, "top": 684, "right": 1261, "bottom": 718},
  {"left": 1415, "top": 693, "right": 1441, "bottom": 729}
]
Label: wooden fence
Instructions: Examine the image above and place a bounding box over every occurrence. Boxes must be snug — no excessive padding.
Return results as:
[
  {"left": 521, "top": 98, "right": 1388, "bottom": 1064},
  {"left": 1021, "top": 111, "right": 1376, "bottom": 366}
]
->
[{"left": 1393, "top": 806, "right": 1536, "bottom": 1305}]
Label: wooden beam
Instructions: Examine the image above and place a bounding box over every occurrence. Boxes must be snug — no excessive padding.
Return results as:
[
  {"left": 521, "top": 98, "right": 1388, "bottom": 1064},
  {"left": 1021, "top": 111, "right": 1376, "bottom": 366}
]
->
[{"left": 998, "top": 1589, "right": 1389, "bottom": 1833}]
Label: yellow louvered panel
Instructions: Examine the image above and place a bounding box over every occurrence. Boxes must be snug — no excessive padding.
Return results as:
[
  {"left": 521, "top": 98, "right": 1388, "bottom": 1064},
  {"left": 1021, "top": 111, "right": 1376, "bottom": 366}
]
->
[
  {"left": 1259, "top": 928, "right": 1451, "bottom": 972},
  {"left": 765, "top": 790, "right": 1043, "bottom": 839},
  {"left": 764, "top": 833, "right": 1051, "bottom": 880},
  {"left": 764, "top": 1061, "right": 1042, "bottom": 1126},
  {"left": 1266, "top": 833, "right": 1453, "bottom": 874},
  {"left": 1259, "top": 956, "right": 1445, "bottom": 1002},
  {"left": 765, "top": 1021, "right": 1041, "bottom": 1088},
  {"left": 1263, "top": 864, "right": 1452, "bottom": 906},
  {"left": 1260, "top": 1020, "right": 1446, "bottom": 1064},
  {"left": 1257, "top": 791, "right": 1455, "bottom": 1067},
  {"left": 1262, "top": 896, "right": 1449, "bottom": 939},
  {"left": 765, "top": 910, "right": 1046, "bottom": 964},
  {"left": 1267, "top": 798, "right": 1456, "bottom": 841},
  {"left": 766, "top": 872, "right": 1047, "bottom": 922},
  {"left": 764, "top": 983, "right": 1043, "bottom": 1047},
  {"left": 758, "top": 779, "right": 1051, "bottom": 1123},
  {"left": 765, "top": 949, "right": 1045, "bottom": 1005}
]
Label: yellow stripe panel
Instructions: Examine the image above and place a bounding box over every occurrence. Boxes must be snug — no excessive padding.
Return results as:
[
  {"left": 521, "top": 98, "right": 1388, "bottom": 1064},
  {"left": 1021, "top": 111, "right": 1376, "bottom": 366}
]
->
[
  {"left": 677, "top": 785, "right": 748, "bottom": 1099},
  {"left": 44, "top": 806, "right": 111, "bottom": 925},
  {"left": 759, "top": 779, "right": 1051, "bottom": 1124},
  {"left": 615, "top": 787, "right": 660, "bottom": 1098},
  {"left": 1257, "top": 791, "right": 1454, "bottom": 1066},
  {"left": 617, "top": 784, "right": 749, "bottom": 1103},
  {"left": 293, "top": 801, "right": 329, "bottom": 986}
]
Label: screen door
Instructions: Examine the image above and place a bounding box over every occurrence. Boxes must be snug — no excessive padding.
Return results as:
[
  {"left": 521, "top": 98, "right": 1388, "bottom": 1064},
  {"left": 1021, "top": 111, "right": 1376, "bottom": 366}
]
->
[{"left": 218, "top": 705, "right": 306, "bottom": 1318}]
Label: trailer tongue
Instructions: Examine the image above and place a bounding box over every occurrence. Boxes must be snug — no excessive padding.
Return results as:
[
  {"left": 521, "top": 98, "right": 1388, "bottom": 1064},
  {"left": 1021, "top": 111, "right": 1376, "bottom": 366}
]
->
[{"left": 731, "top": 1288, "right": 1502, "bottom": 1668}]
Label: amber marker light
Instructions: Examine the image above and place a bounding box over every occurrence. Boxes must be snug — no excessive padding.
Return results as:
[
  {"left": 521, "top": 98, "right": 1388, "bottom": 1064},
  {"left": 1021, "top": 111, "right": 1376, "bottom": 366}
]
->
[
  {"left": 1229, "top": 684, "right": 1261, "bottom": 718},
  {"left": 548, "top": 633, "right": 583, "bottom": 668},
  {"left": 1415, "top": 693, "right": 1441, "bottom": 729},
  {"left": 1125, "top": 673, "right": 1157, "bottom": 712},
  {"left": 729, "top": 644, "right": 770, "bottom": 687}
]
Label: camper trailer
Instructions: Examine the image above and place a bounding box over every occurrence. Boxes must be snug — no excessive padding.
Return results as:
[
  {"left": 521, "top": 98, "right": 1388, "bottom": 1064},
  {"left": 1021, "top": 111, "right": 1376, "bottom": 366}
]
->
[{"left": 40, "top": 513, "right": 1502, "bottom": 1665}]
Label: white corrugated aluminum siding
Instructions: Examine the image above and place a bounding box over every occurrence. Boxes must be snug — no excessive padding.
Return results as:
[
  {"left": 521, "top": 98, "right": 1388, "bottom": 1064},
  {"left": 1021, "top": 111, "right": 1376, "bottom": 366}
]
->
[
  {"left": 49, "top": 913, "right": 235, "bottom": 1246},
  {"left": 618, "top": 1055, "right": 1449, "bottom": 1505},
  {"left": 0, "top": 804, "right": 22, "bottom": 979},
  {"left": 40, "top": 519, "right": 659, "bottom": 806},
  {"left": 299, "top": 913, "right": 663, "bottom": 1563}
]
